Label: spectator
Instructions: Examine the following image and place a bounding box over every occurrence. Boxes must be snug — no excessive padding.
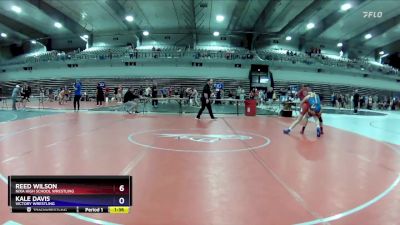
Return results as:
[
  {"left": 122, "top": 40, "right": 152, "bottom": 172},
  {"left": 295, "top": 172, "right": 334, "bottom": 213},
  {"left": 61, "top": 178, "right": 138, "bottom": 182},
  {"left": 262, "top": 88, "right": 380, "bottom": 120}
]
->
[
  {"left": 108, "top": 49, "right": 112, "bottom": 60},
  {"left": 123, "top": 87, "right": 140, "bottom": 114},
  {"left": 145, "top": 86, "right": 151, "bottom": 97},
  {"left": 117, "top": 85, "right": 123, "bottom": 103},
  {"left": 151, "top": 84, "right": 158, "bottom": 107},
  {"left": 73, "top": 80, "right": 82, "bottom": 111},
  {"left": 139, "top": 86, "right": 144, "bottom": 96},
  {"left": 96, "top": 83, "right": 105, "bottom": 106},
  {"left": 114, "top": 86, "right": 118, "bottom": 102},
  {"left": 191, "top": 88, "right": 199, "bottom": 106},
  {"left": 215, "top": 89, "right": 222, "bottom": 104},
  {"left": 367, "top": 96, "right": 373, "bottom": 110},
  {"left": 353, "top": 90, "right": 360, "bottom": 113},
  {"left": 58, "top": 88, "right": 66, "bottom": 105},
  {"left": 11, "top": 85, "right": 21, "bottom": 110},
  {"left": 331, "top": 92, "right": 336, "bottom": 107},
  {"left": 21, "top": 83, "right": 31, "bottom": 110},
  {"left": 227, "top": 90, "right": 234, "bottom": 105},
  {"left": 105, "top": 86, "right": 110, "bottom": 102}
]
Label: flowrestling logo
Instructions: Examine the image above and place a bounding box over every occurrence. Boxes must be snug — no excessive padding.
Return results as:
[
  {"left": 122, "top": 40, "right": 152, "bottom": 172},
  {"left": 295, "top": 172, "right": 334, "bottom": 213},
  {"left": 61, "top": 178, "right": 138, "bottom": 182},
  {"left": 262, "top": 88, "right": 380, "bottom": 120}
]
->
[
  {"left": 128, "top": 129, "right": 270, "bottom": 152},
  {"left": 363, "top": 11, "right": 383, "bottom": 18},
  {"left": 158, "top": 134, "right": 253, "bottom": 143}
]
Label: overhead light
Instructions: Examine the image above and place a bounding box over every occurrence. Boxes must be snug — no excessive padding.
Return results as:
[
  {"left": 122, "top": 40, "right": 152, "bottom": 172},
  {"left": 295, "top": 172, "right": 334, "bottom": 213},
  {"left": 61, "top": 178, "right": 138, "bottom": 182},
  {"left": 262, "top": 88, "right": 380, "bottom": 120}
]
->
[
  {"left": 341, "top": 3, "right": 352, "bottom": 11},
  {"left": 337, "top": 42, "right": 343, "bottom": 47},
  {"left": 306, "top": 23, "right": 315, "bottom": 30},
  {"left": 143, "top": 31, "right": 149, "bottom": 36},
  {"left": 216, "top": 15, "right": 224, "bottom": 22},
  {"left": 213, "top": 31, "right": 220, "bottom": 36},
  {"left": 1, "top": 33, "right": 7, "bottom": 38},
  {"left": 285, "top": 36, "right": 292, "bottom": 41},
  {"left": 364, "top": 33, "right": 372, "bottom": 39},
  {"left": 11, "top": 5, "right": 22, "bottom": 13},
  {"left": 54, "top": 22, "right": 63, "bottom": 28},
  {"left": 361, "top": 67, "right": 365, "bottom": 71},
  {"left": 125, "top": 15, "right": 134, "bottom": 22},
  {"left": 31, "top": 40, "right": 37, "bottom": 44},
  {"left": 83, "top": 34, "right": 89, "bottom": 39},
  {"left": 379, "top": 51, "right": 384, "bottom": 55}
]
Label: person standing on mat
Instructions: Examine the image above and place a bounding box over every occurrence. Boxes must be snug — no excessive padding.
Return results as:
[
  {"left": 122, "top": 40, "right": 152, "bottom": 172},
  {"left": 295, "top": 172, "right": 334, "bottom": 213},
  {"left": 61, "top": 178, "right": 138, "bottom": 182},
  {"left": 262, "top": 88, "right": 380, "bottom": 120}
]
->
[
  {"left": 151, "top": 84, "right": 158, "bottom": 107},
  {"left": 73, "top": 79, "right": 82, "bottom": 111},
  {"left": 11, "top": 85, "right": 21, "bottom": 110},
  {"left": 96, "top": 82, "right": 105, "bottom": 106},
  {"left": 353, "top": 89, "right": 360, "bottom": 113},
  {"left": 196, "top": 79, "right": 216, "bottom": 119},
  {"left": 123, "top": 87, "right": 140, "bottom": 114}
]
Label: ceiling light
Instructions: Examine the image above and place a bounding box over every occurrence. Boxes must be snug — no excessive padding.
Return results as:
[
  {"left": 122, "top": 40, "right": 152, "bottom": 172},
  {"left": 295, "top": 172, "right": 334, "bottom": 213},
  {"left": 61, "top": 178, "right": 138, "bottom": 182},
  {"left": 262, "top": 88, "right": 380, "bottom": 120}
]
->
[
  {"left": 379, "top": 51, "right": 384, "bottom": 55},
  {"left": 54, "top": 22, "right": 63, "bottom": 28},
  {"left": 11, "top": 5, "right": 22, "bottom": 13},
  {"left": 306, "top": 23, "right": 315, "bottom": 30},
  {"left": 285, "top": 36, "right": 292, "bottom": 41},
  {"left": 337, "top": 42, "right": 343, "bottom": 47},
  {"left": 213, "top": 31, "right": 220, "bottom": 36},
  {"left": 341, "top": 3, "right": 352, "bottom": 11},
  {"left": 364, "top": 33, "right": 372, "bottom": 39},
  {"left": 31, "top": 40, "right": 37, "bottom": 44},
  {"left": 125, "top": 15, "right": 134, "bottom": 22},
  {"left": 1, "top": 33, "right": 7, "bottom": 38},
  {"left": 216, "top": 15, "right": 224, "bottom": 22},
  {"left": 143, "top": 31, "right": 149, "bottom": 36}
]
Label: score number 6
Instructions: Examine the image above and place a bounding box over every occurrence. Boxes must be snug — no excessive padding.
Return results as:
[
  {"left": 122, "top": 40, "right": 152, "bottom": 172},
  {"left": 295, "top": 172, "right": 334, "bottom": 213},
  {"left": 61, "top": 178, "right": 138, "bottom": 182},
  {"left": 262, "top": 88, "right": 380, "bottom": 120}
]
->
[{"left": 118, "top": 185, "right": 125, "bottom": 205}]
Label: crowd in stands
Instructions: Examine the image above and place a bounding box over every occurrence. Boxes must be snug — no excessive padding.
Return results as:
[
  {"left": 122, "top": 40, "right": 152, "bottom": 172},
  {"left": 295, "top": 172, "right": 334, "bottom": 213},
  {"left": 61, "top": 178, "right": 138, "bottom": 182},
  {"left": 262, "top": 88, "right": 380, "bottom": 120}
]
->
[
  {"left": 258, "top": 48, "right": 398, "bottom": 75},
  {"left": 330, "top": 91, "right": 399, "bottom": 111},
  {"left": 2, "top": 45, "right": 397, "bottom": 76}
]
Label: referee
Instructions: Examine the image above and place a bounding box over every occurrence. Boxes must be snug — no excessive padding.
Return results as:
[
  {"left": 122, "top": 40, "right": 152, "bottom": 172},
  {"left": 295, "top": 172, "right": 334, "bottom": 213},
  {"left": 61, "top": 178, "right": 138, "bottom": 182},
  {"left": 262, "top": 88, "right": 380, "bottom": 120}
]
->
[{"left": 196, "top": 79, "right": 216, "bottom": 119}]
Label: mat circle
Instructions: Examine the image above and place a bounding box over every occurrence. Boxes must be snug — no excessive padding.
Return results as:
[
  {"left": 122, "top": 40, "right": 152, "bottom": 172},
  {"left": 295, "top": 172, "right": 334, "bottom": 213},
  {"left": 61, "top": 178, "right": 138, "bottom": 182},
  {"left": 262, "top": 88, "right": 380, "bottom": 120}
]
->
[{"left": 128, "top": 128, "right": 271, "bottom": 153}]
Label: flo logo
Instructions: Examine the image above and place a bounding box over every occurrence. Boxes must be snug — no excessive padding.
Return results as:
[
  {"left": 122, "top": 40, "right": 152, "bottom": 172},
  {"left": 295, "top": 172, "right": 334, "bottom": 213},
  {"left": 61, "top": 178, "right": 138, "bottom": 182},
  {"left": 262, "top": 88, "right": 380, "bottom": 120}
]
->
[
  {"left": 363, "top": 12, "right": 383, "bottom": 18},
  {"left": 158, "top": 134, "right": 252, "bottom": 143}
]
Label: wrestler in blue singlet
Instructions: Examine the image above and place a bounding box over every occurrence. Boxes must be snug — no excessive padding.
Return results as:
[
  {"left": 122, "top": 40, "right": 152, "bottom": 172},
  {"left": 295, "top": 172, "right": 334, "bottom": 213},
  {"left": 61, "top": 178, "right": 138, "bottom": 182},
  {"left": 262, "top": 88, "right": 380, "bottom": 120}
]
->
[{"left": 307, "top": 93, "right": 321, "bottom": 114}]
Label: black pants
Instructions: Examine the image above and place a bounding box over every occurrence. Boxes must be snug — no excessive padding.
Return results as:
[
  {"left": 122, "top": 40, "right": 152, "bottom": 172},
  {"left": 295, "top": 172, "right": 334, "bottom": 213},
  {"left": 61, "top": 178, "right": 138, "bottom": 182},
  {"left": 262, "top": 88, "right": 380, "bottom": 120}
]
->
[
  {"left": 152, "top": 99, "right": 158, "bottom": 106},
  {"left": 74, "top": 95, "right": 81, "bottom": 110},
  {"left": 197, "top": 98, "right": 214, "bottom": 119},
  {"left": 97, "top": 95, "right": 104, "bottom": 105},
  {"left": 353, "top": 101, "right": 358, "bottom": 113}
]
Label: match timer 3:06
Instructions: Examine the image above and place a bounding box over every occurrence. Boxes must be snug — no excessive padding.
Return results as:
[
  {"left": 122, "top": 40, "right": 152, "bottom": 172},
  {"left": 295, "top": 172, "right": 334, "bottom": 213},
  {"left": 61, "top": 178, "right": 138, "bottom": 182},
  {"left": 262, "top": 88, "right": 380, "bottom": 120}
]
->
[{"left": 8, "top": 176, "right": 132, "bottom": 213}]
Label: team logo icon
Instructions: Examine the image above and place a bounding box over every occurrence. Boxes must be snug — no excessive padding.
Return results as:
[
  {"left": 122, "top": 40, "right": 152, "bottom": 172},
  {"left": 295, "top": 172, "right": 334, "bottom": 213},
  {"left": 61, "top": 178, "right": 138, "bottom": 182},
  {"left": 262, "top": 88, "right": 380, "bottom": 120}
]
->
[{"left": 158, "top": 134, "right": 252, "bottom": 143}]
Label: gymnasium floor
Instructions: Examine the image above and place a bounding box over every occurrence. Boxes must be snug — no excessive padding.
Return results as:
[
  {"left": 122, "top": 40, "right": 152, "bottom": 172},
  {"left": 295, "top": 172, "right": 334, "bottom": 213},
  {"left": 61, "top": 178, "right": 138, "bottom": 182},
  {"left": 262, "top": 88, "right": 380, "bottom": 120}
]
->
[{"left": 0, "top": 103, "right": 399, "bottom": 225}]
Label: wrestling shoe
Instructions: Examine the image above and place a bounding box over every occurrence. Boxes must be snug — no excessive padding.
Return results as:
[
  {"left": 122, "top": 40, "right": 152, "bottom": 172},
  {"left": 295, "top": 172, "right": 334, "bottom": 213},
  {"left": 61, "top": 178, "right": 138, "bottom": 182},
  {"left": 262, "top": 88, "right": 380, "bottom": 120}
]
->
[
  {"left": 283, "top": 128, "right": 291, "bottom": 134},
  {"left": 316, "top": 127, "right": 321, "bottom": 137}
]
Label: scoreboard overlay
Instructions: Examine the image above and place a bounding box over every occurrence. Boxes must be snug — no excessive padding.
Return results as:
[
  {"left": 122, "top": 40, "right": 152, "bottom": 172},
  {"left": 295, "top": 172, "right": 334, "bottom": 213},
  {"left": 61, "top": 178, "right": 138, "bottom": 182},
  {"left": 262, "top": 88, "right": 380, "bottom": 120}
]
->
[{"left": 8, "top": 176, "right": 132, "bottom": 213}]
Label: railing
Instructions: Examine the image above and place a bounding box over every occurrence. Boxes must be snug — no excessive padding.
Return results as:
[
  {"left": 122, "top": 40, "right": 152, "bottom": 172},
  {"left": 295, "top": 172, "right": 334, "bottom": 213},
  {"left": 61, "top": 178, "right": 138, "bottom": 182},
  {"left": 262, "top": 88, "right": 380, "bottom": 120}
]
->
[
  {"left": 0, "top": 96, "right": 282, "bottom": 116},
  {"left": 0, "top": 49, "right": 254, "bottom": 66},
  {"left": 2, "top": 96, "right": 395, "bottom": 116}
]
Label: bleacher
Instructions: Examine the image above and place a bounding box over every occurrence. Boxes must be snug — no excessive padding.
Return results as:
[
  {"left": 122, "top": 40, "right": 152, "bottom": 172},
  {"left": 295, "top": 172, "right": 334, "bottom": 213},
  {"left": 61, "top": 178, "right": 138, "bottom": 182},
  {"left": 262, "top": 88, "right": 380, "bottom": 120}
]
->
[
  {"left": 1, "top": 46, "right": 398, "bottom": 77},
  {"left": 258, "top": 49, "right": 398, "bottom": 76}
]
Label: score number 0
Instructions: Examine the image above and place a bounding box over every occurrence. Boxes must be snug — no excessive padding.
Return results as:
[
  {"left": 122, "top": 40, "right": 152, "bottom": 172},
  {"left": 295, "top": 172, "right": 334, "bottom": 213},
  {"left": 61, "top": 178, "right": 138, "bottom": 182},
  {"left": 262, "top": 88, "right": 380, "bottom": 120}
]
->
[{"left": 118, "top": 185, "right": 125, "bottom": 205}]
